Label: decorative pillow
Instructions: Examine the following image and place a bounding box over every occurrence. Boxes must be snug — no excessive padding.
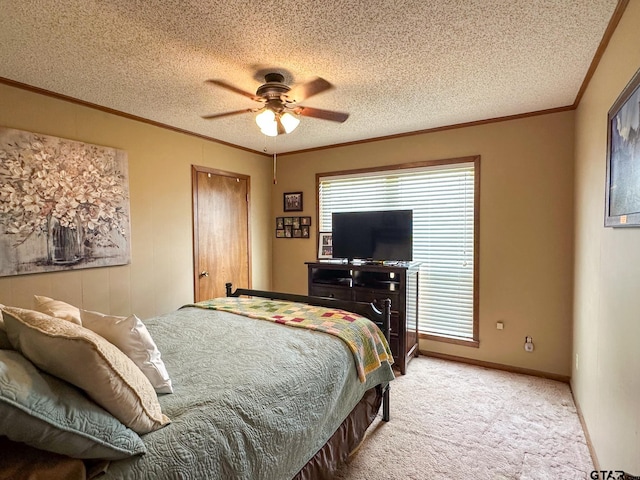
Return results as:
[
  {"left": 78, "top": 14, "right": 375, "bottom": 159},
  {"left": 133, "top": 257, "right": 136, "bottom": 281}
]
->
[
  {"left": 81, "top": 309, "right": 173, "bottom": 394},
  {"left": 0, "top": 307, "right": 13, "bottom": 350},
  {"left": 3, "top": 307, "right": 170, "bottom": 434},
  {"left": 33, "top": 295, "right": 82, "bottom": 325},
  {"left": 0, "top": 350, "right": 146, "bottom": 459}
]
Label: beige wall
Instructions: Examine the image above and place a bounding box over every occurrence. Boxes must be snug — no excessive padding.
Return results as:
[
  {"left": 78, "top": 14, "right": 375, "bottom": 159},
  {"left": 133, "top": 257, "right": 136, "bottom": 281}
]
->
[
  {"left": 573, "top": 1, "right": 640, "bottom": 474},
  {"left": 0, "top": 83, "right": 272, "bottom": 318},
  {"left": 272, "top": 111, "right": 575, "bottom": 377}
]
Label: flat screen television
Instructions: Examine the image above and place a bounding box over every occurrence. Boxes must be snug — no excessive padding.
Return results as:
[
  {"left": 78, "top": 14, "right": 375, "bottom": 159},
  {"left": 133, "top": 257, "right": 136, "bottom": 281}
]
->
[{"left": 331, "top": 210, "right": 413, "bottom": 262}]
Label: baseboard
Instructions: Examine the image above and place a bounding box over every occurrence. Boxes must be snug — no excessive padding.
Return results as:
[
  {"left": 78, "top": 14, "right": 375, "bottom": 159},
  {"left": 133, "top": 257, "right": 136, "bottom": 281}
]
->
[
  {"left": 418, "top": 350, "right": 571, "bottom": 383},
  {"left": 570, "top": 383, "right": 600, "bottom": 472}
]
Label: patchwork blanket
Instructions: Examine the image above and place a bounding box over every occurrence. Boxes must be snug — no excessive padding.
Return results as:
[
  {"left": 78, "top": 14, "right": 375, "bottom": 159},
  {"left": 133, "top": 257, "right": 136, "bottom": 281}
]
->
[{"left": 186, "top": 297, "right": 393, "bottom": 382}]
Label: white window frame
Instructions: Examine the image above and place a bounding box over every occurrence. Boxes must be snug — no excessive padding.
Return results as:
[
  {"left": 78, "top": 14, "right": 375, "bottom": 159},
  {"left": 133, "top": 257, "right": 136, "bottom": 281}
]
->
[{"left": 317, "top": 156, "right": 479, "bottom": 346}]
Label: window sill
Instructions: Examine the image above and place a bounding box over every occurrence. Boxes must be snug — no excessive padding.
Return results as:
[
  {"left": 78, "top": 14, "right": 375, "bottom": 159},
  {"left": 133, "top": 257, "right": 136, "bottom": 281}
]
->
[{"left": 419, "top": 332, "right": 479, "bottom": 348}]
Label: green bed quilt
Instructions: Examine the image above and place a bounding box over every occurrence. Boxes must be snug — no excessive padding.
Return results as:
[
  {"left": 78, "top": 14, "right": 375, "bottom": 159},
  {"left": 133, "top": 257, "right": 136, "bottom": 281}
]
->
[{"left": 101, "top": 305, "right": 394, "bottom": 480}]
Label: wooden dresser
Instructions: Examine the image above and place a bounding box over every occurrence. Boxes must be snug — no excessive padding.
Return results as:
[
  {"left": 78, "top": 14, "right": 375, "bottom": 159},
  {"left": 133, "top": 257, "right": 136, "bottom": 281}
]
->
[{"left": 306, "top": 261, "right": 420, "bottom": 374}]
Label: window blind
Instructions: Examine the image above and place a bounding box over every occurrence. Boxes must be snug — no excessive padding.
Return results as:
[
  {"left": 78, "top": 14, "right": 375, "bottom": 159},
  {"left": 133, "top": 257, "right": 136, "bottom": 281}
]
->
[{"left": 319, "top": 162, "right": 476, "bottom": 341}]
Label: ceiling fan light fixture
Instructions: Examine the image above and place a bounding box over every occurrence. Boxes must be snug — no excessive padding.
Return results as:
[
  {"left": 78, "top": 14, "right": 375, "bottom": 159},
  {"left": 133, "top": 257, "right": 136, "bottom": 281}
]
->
[
  {"left": 256, "top": 108, "right": 299, "bottom": 136},
  {"left": 256, "top": 109, "right": 278, "bottom": 136},
  {"left": 255, "top": 108, "right": 276, "bottom": 130},
  {"left": 260, "top": 125, "right": 278, "bottom": 137},
  {"left": 280, "top": 112, "right": 300, "bottom": 134}
]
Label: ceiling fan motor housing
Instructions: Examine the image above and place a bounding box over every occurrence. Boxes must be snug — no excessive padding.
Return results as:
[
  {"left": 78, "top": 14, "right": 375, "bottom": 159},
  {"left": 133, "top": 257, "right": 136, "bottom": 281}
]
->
[{"left": 256, "top": 73, "right": 291, "bottom": 101}]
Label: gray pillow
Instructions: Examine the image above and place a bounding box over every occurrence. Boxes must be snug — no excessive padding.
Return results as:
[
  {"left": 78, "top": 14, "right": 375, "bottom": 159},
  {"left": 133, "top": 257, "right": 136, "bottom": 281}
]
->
[{"left": 0, "top": 350, "right": 147, "bottom": 460}]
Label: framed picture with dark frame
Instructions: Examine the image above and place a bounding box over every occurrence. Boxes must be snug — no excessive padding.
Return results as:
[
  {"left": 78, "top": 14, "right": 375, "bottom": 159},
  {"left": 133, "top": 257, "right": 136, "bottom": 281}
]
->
[
  {"left": 318, "top": 232, "right": 333, "bottom": 259},
  {"left": 283, "top": 192, "right": 303, "bottom": 212},
  {"left": 605, "top": 66, "right": 640, "bottom": 227}
]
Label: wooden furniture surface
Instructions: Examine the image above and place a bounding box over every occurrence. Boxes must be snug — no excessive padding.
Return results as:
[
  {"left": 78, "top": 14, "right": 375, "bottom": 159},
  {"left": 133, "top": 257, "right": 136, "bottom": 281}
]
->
[{"left": 306, "top": 261, "right": 420, "bottom": 374}]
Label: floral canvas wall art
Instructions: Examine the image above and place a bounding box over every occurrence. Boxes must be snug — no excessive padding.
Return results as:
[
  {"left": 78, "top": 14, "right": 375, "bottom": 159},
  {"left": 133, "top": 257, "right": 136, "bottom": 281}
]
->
[{"left": 0, "top": 127, "right": 131, "bottom": 276}]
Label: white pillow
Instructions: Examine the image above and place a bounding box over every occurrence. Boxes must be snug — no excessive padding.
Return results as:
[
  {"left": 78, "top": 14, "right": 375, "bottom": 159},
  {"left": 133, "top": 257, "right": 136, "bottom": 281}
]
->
[
  {"left": 33, "top": 295, "right": 82, "bottom": 325},
  {"left": 3, "top": 307, "right": 170, "bottom": 434},
  {"left": 81, "top": 309, "right": 173, "bottom": 394}
]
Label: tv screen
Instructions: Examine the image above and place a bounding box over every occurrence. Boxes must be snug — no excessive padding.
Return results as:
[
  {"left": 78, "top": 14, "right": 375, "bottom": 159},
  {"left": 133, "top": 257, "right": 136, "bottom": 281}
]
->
[{"left": 332, "top": 210, "right": 413, "bottom": 261}]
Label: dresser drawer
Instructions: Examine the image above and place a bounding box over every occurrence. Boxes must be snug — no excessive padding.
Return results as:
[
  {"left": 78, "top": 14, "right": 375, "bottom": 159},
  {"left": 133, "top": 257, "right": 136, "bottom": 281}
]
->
[
  {"left": 374, "top": 313, "right": 399, "bottom": 336},
  {"left": 354, "top": 289, "right": 400, "bottom": 310},
  {"left": 310, "top": 285, "right": 353, "bottom": 301},
  {"left": 389, "top": 312, "right": 400, "bottom": 335}
]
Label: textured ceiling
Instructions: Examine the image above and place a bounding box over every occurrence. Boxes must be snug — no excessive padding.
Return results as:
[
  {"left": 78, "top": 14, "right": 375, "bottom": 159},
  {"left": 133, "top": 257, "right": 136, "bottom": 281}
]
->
[{"left": 0, "top": 0, "right": 619, "bottom": 154}]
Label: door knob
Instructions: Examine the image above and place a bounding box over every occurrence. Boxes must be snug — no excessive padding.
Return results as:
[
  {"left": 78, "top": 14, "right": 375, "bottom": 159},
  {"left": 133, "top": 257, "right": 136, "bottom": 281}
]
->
[{"left": 200, "top": 271, "right": 209, "bottom": 278}]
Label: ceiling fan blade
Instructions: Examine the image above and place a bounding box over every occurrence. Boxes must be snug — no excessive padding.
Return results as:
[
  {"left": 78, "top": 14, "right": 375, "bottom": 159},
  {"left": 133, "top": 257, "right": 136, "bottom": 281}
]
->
[
  {"left": 201, "top": 108, "right": 255, "bottom": 120},
  {"left": 286, "top": 77, "right": 333, "bottom": 103},
  {"left": 294, "top": 106, "right": 349, "bottom": 123},
  {"left": 205, "top": 80, "right": 261, "bottom": 102}
]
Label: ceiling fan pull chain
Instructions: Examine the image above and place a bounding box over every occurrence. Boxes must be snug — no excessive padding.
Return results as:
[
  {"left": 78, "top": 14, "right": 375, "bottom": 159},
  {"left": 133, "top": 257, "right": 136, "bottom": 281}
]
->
[
  {"left": 273, "top": 152, "right": 277, "bottom": 185},
  {"left": 272, "top": 135, "right": 278, "bottom": 184}
]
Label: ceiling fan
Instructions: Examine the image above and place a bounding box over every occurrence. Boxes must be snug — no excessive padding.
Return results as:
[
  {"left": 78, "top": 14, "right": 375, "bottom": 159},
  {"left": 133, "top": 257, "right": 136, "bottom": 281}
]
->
[{"left": 201, "top": 73, "right": 349, "bottom": 136}]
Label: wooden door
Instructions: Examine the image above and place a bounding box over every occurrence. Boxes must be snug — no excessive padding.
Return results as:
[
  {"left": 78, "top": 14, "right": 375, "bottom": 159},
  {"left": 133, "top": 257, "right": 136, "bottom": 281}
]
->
[{"left": 192, "top": 166, "right": 250, "bottom": 301}]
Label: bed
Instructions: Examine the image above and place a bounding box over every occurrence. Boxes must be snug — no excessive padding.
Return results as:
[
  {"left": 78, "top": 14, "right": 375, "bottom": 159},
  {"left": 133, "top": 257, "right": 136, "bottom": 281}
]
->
[{"left": 0, "top": 285, "right": 394, "bottom": 480}]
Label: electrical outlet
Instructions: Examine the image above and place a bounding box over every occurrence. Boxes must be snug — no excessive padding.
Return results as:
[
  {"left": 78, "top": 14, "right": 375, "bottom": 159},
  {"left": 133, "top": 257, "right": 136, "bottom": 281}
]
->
[
  {"left": 524, "top": 336, "right": 534, "bottom": 352},
  {"left": 496, "top": 321, "right": 504, "bottom": 330}
]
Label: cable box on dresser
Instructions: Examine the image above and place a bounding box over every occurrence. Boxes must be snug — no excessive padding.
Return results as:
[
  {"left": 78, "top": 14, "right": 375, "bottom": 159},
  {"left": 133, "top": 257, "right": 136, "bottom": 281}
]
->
[{"left": 306, "top": 261, "right": 420, "bottom": 374}]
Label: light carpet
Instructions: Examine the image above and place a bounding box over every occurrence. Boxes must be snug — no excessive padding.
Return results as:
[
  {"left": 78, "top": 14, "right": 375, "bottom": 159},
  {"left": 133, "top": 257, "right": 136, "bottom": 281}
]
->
[{"left": 335, "top": 356, "right": 593, "bottom": 480}]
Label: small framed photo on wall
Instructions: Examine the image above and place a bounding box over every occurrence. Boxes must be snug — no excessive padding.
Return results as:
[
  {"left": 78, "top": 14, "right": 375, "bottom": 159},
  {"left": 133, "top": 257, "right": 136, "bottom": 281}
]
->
[
  {"left": 275, "top": 216, "right": 312, "bottom": 239},
  {"left": 283, "top": 192, "right": 303, "bottom": 212}
]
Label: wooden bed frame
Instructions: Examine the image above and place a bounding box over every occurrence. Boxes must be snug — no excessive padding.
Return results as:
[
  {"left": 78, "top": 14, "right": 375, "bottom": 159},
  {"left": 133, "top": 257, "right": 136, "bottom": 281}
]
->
[{"left": 225, "top": 282, "right": 391, "bottom": 421}]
